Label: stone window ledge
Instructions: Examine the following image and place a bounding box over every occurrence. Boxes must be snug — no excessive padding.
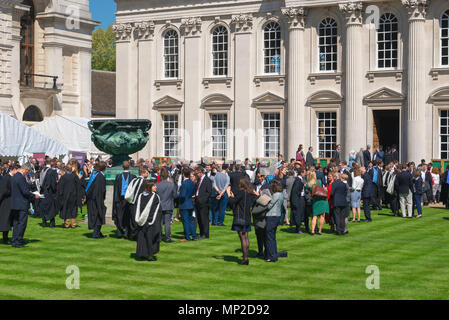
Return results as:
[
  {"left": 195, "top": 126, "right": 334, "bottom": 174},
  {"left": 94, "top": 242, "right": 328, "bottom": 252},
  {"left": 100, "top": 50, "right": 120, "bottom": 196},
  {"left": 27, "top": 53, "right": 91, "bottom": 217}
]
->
[
  {"left": 155, "top": 79, "right": 182, "bottom": 90},
  {"left": 254, "top": 75, "right": 285, "bottom": 87},
  {"left": 430, "top": 68, "right": 449, "bottom": 81},
  {"left": 202, "top": 77, "right": 232, "bottom": 89},
  {"left": 308, "top": 72, "right": 342, "bottom": 85},
  {"left": 366, "top": 70, "right": 403, "bottom": 83}
]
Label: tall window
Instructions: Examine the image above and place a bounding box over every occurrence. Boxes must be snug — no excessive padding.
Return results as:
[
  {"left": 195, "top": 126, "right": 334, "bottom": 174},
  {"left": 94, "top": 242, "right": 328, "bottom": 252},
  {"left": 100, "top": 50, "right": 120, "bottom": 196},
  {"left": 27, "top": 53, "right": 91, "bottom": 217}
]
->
[
  {"left": 317, "top": 112, "right": 337, "bottom": 158},
  {"left": 212, "top": 26, "right": 228, "bottom": 76},
  {"left": 442, "top": 10, "right": 449, "bottom": 66},
  {"left": 163, "top": 30, "right": 179, "bottom": 79},
  {"left": 211, "top": 114, "right": 227, "bottom": 158},
  {"left": 318, "top": 18, "right": 338, "bottom": 72},
  {"left": 377, "top": 13, "right": 399, "bottom": 69},
  {"left": 440, "top": 110, "right": 449, "bottom": 159},
  {"left": 263, "top": 113, "right": 281, "bottom": 158},
  {"left": 163, "top": 115, "right": 179, "bottom": 157},
  {"left": 20, "top": 0, "right": 35, "bottom": 86},
  {"left": 263, "top": 22, "right": 281, "bottom": 74}
]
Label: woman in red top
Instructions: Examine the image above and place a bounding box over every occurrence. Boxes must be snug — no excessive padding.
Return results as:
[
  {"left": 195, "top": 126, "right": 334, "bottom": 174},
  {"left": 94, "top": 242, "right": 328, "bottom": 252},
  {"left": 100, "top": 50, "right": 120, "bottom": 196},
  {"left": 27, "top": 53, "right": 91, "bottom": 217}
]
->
[{"left": 326, "top": 172, "right": 335, "bottom": 233}]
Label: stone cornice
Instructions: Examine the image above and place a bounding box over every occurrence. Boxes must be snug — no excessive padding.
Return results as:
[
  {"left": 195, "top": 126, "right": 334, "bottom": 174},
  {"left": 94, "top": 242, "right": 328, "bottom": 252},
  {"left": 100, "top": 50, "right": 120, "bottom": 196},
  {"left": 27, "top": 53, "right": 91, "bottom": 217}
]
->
[
  {"left": 401, "top": 0, "right": 430, "bottom": 21},
  {"left": 181, "top": 17, "right": 202, "bottom": 37},
  {"left": 134, "top": 21, "right": 155, "bottom": 40},
  {"left": 112, "top": 22, "right": 133, "bottom": 42},
  {"left": 338, "top": 1, "right": 364, "bottom": 25},
  {"left": 231, "top": 14, "right": 253, "bottom": 33},
  {"left": 281, "top": 7, "right": 308, "bottom": 29}
]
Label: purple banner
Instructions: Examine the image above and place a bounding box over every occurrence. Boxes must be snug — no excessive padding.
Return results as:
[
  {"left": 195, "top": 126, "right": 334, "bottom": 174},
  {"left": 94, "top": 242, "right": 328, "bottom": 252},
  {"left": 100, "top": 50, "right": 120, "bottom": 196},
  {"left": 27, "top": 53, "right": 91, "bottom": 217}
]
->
[{"left": 72, "top": 152, "right": 87, "bottom": 167}]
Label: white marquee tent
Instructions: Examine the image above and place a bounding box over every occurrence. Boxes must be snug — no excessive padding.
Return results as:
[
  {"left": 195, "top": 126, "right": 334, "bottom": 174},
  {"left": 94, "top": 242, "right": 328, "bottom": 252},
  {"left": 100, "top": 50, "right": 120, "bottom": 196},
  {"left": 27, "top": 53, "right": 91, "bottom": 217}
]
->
[
  {"left": 0, "top": 112, "right": 69, "bottom": 162},
  {"left": 31, "top": 115, "right": 108, "bottom": 160}
]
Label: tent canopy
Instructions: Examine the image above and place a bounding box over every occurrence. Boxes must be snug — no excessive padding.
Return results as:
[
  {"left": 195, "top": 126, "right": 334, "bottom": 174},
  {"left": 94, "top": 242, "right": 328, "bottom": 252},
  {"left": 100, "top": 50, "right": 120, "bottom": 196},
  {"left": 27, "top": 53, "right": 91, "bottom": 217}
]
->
[
  {"left": 31, "top": 115, "right": 108, "bottom": 159},
  {"left": 0, "top": 112, "right": 68, "bottom": 159}
]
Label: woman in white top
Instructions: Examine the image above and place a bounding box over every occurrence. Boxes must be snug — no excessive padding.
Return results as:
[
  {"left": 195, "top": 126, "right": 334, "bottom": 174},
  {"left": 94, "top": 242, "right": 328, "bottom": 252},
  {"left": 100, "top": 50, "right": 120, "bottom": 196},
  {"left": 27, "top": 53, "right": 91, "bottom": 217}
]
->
[{"left": 350, "top": 167, "right": 364, "bottom": 222}]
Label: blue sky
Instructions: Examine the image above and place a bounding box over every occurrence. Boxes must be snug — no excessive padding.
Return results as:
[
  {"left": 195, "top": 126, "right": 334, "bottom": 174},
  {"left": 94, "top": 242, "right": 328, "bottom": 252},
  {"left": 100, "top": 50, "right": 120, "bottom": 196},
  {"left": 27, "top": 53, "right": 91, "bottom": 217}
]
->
[{"left": 90, "top": 0, "right": 116, "bottom": 29}]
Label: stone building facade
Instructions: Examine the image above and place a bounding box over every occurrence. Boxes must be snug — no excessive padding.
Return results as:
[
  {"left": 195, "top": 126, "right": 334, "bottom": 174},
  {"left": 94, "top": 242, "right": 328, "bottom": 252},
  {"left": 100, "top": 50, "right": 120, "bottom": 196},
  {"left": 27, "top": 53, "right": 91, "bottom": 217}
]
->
[
  {"left": 0, "top": 0, "right": 97, "bottom": 123},
  {"left": 114, "top": 0, "right": 449, "bottom": 163}
]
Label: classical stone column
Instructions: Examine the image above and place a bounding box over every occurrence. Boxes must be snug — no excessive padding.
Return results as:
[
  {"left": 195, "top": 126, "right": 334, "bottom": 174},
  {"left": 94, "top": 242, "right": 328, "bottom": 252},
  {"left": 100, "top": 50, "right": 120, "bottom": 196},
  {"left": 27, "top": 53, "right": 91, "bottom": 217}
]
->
[
  {"left": 78, "top": 49, "right": 92, "bottom": 118},
  {"left": 134, "top": 21, "right": 155, "bottom": 160},
  {"left": 181, "top": 17, "right": 202, "bottom": 161},
  {"left": 232, "top": 14, "right": 253, "bottom": 160},
  {"left": 402, "top": 0, "right": 429, "bottom": 162},
  {"left": 43, "top": 43, "right": 63, "bottom": 113},
  {"left": 282, "top": 7, "right": 307, "bottom": 160},
  {"left": 112, "top": 22, "right": 133, "bottom": 119},
  {"left": 339, "top": 1, "right": 364, "bottom": 160}
]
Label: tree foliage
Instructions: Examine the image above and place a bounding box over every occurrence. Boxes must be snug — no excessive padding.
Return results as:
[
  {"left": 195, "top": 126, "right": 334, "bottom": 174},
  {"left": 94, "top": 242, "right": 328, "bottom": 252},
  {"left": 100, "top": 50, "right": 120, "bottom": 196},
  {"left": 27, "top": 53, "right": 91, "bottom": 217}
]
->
[{"left": 92, "top": 25, "right": 116, "bottom": 72}]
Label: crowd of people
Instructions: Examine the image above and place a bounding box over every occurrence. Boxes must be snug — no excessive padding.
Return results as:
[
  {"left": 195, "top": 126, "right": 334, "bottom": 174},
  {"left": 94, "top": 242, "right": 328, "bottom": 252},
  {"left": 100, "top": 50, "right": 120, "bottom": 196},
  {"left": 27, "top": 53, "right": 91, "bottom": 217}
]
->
[{"left": 0, "top": 143, "right": 448, "bottom": 265}]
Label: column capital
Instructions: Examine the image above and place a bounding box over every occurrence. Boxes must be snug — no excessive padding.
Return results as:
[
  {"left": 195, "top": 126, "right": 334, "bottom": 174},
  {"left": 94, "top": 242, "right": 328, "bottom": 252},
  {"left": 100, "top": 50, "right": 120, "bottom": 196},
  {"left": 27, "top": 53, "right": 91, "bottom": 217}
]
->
[
  {"left": 181, "top": 17, "right": 202, "bottom": 37},
  {"left": 112, "top": 22, "right": 133, "bottom": 42},
  {"left": 133, "top": 21, "right": 155, "bottom": 41},
  {"left": 281, "top": 7, "right": 308, "bottom": 29},
  {"left": 338, "top": 1, "right": 364, "bottom": 25},
  {"left": 231, "top": 14, "right": 253, "bottom": 33},
  {"left": 401, "top": 0, "right": 430, "bottom": 21}
]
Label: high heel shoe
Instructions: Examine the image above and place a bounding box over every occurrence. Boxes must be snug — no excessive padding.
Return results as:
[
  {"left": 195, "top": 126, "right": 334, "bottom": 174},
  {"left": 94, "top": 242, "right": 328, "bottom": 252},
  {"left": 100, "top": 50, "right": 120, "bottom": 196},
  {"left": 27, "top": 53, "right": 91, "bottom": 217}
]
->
[{"left": 238, "top": 260, "right": 249, "bottom": 265}]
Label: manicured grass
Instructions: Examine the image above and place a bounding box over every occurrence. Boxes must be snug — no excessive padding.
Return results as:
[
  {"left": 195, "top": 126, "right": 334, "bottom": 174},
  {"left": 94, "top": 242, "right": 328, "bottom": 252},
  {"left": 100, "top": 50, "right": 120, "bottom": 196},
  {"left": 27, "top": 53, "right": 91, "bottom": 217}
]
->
[{"left": 1, "top": 206, "right": 449, "bottom": 299}]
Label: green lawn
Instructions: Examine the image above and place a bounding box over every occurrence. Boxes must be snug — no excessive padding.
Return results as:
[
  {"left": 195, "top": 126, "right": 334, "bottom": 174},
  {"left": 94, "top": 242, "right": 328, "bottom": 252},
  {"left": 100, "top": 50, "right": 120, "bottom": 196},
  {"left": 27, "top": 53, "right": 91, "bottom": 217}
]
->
[{"left": 1, "top": 206, "right": 449, "bottom": 300}]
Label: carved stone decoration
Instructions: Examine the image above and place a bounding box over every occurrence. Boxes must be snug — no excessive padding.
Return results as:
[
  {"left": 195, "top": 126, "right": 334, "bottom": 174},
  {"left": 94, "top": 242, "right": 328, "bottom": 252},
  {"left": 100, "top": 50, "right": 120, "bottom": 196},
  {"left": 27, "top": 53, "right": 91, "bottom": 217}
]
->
[
  {"left": 134, "top": 21, "right": 155, "bottom": 40},
  {"left": 401, "top": 0, "right": 430, "bottom": 20},
  {"left": 281, "top": 7, "right": 308, "bottom": 29},
  {"left": 181, "top": 17, "right": 202, "bottom": 36},
  {"left": 231, "top": 14, "right": 253, "bottom": 32},
  {"left": 338, "top": 1, "right": 364, "bottom": 25},
  {"left": 112, "top": 23, "right": 133, "bottom": 41}
]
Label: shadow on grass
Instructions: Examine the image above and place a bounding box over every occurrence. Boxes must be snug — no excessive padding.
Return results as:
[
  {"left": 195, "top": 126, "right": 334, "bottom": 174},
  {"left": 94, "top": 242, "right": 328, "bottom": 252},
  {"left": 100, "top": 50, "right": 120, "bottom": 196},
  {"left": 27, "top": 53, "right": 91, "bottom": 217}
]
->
[
  {"left": 234, "top": 249, "right": 259, "bottom": 258},
  {"left": 378, "top": 213, "right": 396, "bottom": 217},
  {"left": 443, "top": 217, "right": 449, "bottom": 220},
  {"left": 213, "top": 255, "right": 240, "bottom": 263}
]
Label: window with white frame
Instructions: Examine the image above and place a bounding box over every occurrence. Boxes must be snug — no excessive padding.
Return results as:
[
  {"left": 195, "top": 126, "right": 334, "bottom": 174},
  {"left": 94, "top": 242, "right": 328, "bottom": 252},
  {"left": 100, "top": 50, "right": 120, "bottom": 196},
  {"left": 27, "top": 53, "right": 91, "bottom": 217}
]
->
[
  {"left": 377, "top": 13, "right": 398, "bottom": 69},
  {"left": 163, "top": 114, "right": 179, "bottom": 157},
  {"left": 263, "top": 113, "right": 281, "bottom": 158},
  {"left": 263, "top": 22, "right": 281, "bottom": 74},
  {"left": 212, "top": 26, "right": 228, "bottom": 76},
  {"left": 440, "top": 110, "right": 449, "bottom": 159},
  {"left": 442, "top": 10, "right": 449, "bottom": 66},
  {"left": 163, "top": 30, "right": 179, "bottom": 79},
  {"left": 318, "top": 18, "right": 338, "bottom": 72},
  {"left": 317, "top": 112, "right": 337, "bottom": 158},
  {"left": 211, "top": 114, "right": 227, "bottom": 158}
]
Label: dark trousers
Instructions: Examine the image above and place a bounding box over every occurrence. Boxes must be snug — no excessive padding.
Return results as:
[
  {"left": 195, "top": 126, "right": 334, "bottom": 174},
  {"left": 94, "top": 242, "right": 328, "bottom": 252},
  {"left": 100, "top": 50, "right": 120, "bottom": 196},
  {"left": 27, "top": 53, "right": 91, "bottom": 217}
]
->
[
  {"left": 292, "top": 197, "right": 306, "bottom": 232},
  {"left": 11, "top": 210, "right": 28, "bottom": 246},
  {"left": 414, "top": 194, "right": 423, "bottom": 216},
  {"left": 92, "top": 225, "right": 102, "bottom": 238},
  {"left": 161, "top": 210, "right": 173, "bottom": 241},
  {"left": 180, "top": 209, "right": 197, "bottom": 241},
  {"left": 195, "top": 203, "right": 210, "bottom": 238},
  {"left": 42, "top": 217, "right": 55, "bottom": 227},
  {"left": 334, "top": 206, "right": 347, "bottom": 235},
  {"left": 266, "top": 216, "right": 279, "bottom": 262},
  {"left": 255, "top": 225, "right": 266, "bottom": 257},
  {"left": 3, "top": 231, "right": 8, "bottom": 242},
  {"left": 363, "top": 197, "right": 372, "bottom": 221}
]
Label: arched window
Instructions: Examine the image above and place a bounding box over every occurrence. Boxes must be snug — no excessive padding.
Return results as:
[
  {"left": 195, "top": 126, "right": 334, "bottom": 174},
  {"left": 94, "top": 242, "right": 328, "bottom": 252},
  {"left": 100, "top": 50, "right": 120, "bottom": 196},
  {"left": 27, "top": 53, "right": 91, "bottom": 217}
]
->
[
  {"left": 263, "top": 22, "right": 281, "bottom": 74},
  {"left": 23, "top": 106, "right": 43, "bottom": 122},
  {"left": 441, "top": 10, "right": 449, "bottom": 66},
  {"left": 377, "top": 13, "right": 398, "bottom": 69},
  {"left": 318, "top": 18, "right": 338, "bottom": 72},
  {"left": 20, "top": 0, "right": 35, "bottom": 86},
  {"left": 163, "top": 29, "right": 179, "bottom": 79},
  {"left": 212, "top": 26, "right": 228, "bottom": 76}
]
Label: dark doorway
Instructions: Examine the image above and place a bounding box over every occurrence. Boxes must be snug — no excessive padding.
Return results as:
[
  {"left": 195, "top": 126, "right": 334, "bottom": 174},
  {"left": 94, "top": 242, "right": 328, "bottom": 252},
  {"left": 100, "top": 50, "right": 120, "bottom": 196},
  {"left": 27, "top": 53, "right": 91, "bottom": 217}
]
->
[
  {"left": 23, "top": 105, "right": 43, "bottom": 122},
  {"left": 373, "top": 110, "right": 399, "bottom": 152}
]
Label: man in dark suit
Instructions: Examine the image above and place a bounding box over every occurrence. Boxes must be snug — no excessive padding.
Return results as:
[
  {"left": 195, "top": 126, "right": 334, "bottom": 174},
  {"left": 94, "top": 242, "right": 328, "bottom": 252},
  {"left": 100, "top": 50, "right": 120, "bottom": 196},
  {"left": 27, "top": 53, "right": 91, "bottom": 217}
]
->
[
  {"left": 395, "top": 164, "right": 414, "bottom": 218},
  {"left": 178, "top": 168, "right": 197, "bottom": 241},
  {"left": 228, "top": 164, "right": 249, "bottom": 194},
  {"left": 306, "top": 147, "right": 315, "bottom": 167},
  {"left": 364, "top": 145, "right": 372, "bottom": 167},
  {"left": 330, "top": 173, "right": 349, "bottom": 235},
  {"left": 361, "top": 167, "right": 374, "bottom": 222},
  {"left": 332, "top": 144, "right": 342, "bottom": 165},
  {"left": 156, "top": 167, "right": 177, "bottom": 243},
  {"left": 10, "top": 164, "right": 39, "bottom": 248},
  {"left": 290, "top": 168, "right": 308, "bottom": 233},
  {"left": 0, "top": 164, "right": 19, "bottom": 244},
  {"left": 194, "top": 166, "right": 212, "bottom": 239},
  {"left": 391, "top": 145, "right": 399, "bottom": 162}
]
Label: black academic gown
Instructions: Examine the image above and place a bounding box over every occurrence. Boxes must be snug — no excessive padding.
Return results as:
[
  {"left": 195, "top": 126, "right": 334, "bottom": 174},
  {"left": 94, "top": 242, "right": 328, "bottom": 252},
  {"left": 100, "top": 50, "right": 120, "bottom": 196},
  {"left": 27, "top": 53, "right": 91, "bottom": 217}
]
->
[
  {"left": 441, "top": 171, "right": 449, "bottom": 208},
  {"left": 40, "top": 169, "right": 58, "bottom": 221},
  {"left": 128, "top": 177, "right": 146, "bottom": 240},
  {"left": 58, "top": 172, "right": 82, "bottom": 220},
  {"left": 135, "top": 193, "right": 162, "bottom": 259},
  {"left": 86, "top": 173, "right": 107, "bottom": 230},
  {"left": 112, "top": 172, "right": 136, "bottom": 231},
  {"left": 0, "top": 174, "right": 13, "bottom": 232}
]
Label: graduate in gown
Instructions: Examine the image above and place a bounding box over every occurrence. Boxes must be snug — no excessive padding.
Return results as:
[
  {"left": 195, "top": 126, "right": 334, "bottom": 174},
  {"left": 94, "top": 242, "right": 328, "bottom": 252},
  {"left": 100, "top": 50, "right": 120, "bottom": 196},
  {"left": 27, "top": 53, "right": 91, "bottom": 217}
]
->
[
  {"left": 113, "top": 161, "right": 136, "bottom": 239},
  {"left": 126, "top": 166, "right": 149, "bottom": 241},
  {"left": 39, "top": 160, "right": 59, "bottom": 228},
  {"left": 135, "top": 181, "right": 162, "bottom": 261},
  {"left": 0, "top": 165, "right": 18, "bottom": 244},
  {"left": 86, "top": 162, "right": 107, "bottom": 238},
  {"left": 58, "top": 163, "right": 83, "bottom": 228}
]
